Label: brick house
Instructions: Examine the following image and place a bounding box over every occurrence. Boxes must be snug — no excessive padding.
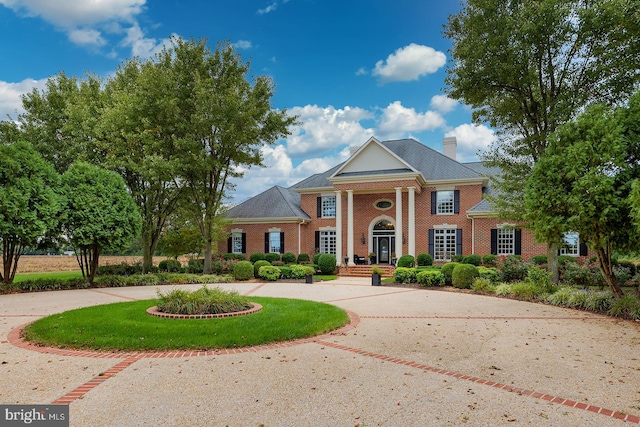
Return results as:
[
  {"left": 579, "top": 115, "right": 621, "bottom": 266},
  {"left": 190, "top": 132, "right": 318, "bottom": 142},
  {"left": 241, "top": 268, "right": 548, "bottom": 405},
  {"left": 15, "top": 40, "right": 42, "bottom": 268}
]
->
[{"left": 219, "top": 137, "right": 586, "bottom": 265}]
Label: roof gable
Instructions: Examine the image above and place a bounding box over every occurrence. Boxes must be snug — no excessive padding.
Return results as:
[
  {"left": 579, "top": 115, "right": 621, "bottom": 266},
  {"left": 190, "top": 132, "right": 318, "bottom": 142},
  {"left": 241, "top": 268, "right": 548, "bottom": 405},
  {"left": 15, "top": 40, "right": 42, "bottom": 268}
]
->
[{"left": 331, "top": 137, "right": 415, "bottom": 178}]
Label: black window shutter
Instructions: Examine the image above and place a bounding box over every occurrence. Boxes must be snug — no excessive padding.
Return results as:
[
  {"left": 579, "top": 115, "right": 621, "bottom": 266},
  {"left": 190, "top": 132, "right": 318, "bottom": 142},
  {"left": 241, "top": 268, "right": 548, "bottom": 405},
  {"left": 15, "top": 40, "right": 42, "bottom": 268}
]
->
[
  {"left": 428, "top": 229, "right": 434, "bottom": 257},
  {"left": 280, "top": 232, "right": 285, "bottom": 254},
  {"left": 456, "top": 229, "right": 463, "bottom": 255},
  {"left": 514, "top": 229, "right": 522, "bottom": 255},
  {"left": 317, "top": 197, "right": 322, "bottom": 217},
  {"left": 264, "top": 232, "right": 269, "bottom": 253},
  {"left": 454, "top": 190, "right": 460, "bottom": 214},
  {"left": 579, "top": 242, "right": 588, "bottom": 256},
  {"left": 490, "top": 229, "right": 497, "bottom": 255},
  {"left": 315, "top": 231, "right": 320, "bottom": 251},
  {"left": 430, "top": 192, "right": 437, "bottom": 214},
  {"left": 241, "top": 233, "right": 247, "bottom": 254},
  {"left": 227, "top": 236, "right": 232, "bottom": 253}
]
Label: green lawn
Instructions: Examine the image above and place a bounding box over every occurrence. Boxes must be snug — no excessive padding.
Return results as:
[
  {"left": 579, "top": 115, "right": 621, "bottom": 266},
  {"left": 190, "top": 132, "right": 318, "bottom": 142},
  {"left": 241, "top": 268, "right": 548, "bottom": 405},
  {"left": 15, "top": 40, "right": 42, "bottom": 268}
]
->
[
  {"left": 14, "top": 271, "right": 83, "bottom": 283},
  {"left": 23, "top": 296, "right": 349, "bottom": 351}
]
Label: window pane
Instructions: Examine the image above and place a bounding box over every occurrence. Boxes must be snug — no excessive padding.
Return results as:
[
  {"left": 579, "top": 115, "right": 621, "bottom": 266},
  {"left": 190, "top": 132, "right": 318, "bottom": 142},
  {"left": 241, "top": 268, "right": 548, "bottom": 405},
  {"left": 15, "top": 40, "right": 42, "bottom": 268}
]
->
[
  {"left": 561, "top": 232, "right": 579, "bottom": 256},
  {"left": 321, "top": 196, "right": 336, "bottom": 217},
  {"left": 320, "top": 230, "right": 336, "bottom": 255},
  {"left": 434, "top": 228, "right": 456, "bottom": 261},
  {"left": 232, "top": 232, "right": 243, "bottom": 254},
  {"left": 497, "top": 229, "right": 514, "bottom": 255},
  {"left": 436, "top": 191, "right": 454, "bottom": 214},
  {"left": 269, "top": 232, "right": 281, "bottom": 253}
]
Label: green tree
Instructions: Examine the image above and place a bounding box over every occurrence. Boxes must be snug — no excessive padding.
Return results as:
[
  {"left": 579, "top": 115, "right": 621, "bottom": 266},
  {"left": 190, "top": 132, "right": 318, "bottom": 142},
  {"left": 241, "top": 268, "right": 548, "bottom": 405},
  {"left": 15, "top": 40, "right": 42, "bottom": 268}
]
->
[
  {"left": 61, "top": 162, "right": 142, "bottom": 283},
  {"left": 0, "top": 142, "right": 60, "bottom": 285},
  {"left": 445, "top": 0, "right": 640, "bottom": 281},
  {"left": 165, "top": 38, "right": 297, "bottom": 274},
  {"left": 524, "top": 100, "right": 640, "bottom": 297}
]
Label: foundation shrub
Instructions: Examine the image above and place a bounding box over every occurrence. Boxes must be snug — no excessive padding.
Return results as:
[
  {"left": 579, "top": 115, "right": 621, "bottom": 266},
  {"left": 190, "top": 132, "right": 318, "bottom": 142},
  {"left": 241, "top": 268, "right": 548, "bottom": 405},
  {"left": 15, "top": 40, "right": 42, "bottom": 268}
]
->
[
  {"left": 558, "top": 255, "right": 578, "bottom": 266},
  {"left": 462, "top": 254, "right": 481, "bottom": 266},
  {"left": 482, "top": 254, "right": 498, "bottom": 267},
  {"left": 186, "top": 258, "right": 203, "bottom": 274},
  {"left": 288, "top": 264, "right": 309, "bottom": 279},
  {"left": 317, "top": 254, "right": 337, "bottom": 274},
  {"left": 614, "top": 265, "right": 632, "bottom": 286},
  {"left": 416, "top": 253, "right": 433, "bottom": 266},
  {"left": 265, "top": 253, "right": 281, "bottom": 263},
  {"left": 561, "top": 262, "right": 603, "bottom": 287},
  {"left": 233, "top": 261, "right": 254, "bottom": 281},
  {"left": 280, "top": 252, "right": 295, "bottom": 264},
  {"left": 416, "top": 270, "right": 445, "bottom": 287},
  {"left": 526, "top": 266, "right": 556, "bottom": 293},
  {"left": 279, "top": 266, "right": 292, "bottom": 279},
  {"left": 297, "top": 253, "right": 310, "bottom": 263},
  {"left": 509, "top": 282, "right": 545, "bottom": 300},
  {"left": 397, "top": 255, "right": 415, "bottom": 268},
  {"left": 451, "top": 255, "right": 464, "bottom": 262},
  {"left": 471, "top": 277, "right": 495, "bottom": 294},
  {"left": 496, "top": 255, "right": 529, "bottom": 282},
  {"left": 394, "top": 267, "right": 417, "bottom": 283},
  {"left": 441, "top": 262, "right": 460, "bottom": 286},
  {"left": 258, "top": 266, "right": 281, "bottom": 281},
  {"left": 451, "top": 264, "right": 479, "bottom": 289},
  {"left": 249, "top": 253, "right": 266, "bottom": 263},
  {"left": 96, "top": 262, "right": 144, "bottom": 276},
  {"left": 477, "top": 266, "right": 499, "bottom": 283},
  {"left": 313, "top": 253, "right": 322, "bottom": 264},
  {"left": 253, "top": 260, "right": 271, "bottom": 278},
  {"left": 158, "top": 259, "right": 182, "bottom": 272},
  {"left": 531, "top": 255, "right": 548, "bottom": 265}
]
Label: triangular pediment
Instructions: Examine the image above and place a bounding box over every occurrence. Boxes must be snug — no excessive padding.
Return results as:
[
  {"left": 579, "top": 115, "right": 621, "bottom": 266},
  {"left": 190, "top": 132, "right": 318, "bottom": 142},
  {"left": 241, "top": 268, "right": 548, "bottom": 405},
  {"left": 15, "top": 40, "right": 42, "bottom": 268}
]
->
[{"left": 331, "top": 137, "right": 416, "bottom": 178}]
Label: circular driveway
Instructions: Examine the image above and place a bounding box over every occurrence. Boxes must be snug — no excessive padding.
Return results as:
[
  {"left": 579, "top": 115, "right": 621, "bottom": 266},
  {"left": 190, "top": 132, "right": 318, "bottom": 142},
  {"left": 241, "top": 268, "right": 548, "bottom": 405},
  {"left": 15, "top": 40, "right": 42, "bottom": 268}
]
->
[{"left": 1, "top": 278, "right": 640, "bottom": 426}]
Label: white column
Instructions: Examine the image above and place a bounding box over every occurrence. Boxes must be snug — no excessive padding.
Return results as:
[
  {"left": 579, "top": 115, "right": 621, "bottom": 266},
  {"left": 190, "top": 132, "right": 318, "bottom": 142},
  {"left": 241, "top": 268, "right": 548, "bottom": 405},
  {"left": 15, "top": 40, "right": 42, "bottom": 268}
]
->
[
  {"left": 395, "top": 187, "right": 403, "bottom": 259},
  {"left": 347, "top": 190, "right": 355, "bottom": 266},
  {"left": 408, "top": 186, "right": 416, "bottom": 257},
  {"left": 335, "top": 190, "right": 343, "bottom": 266}
]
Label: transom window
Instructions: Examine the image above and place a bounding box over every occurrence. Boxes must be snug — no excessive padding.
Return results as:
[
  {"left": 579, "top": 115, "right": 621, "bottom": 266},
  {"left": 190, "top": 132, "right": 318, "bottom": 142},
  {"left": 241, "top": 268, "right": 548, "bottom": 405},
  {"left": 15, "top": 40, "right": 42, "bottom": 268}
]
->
[
  {"left": 269, "top": 232, "right": 281, "bottom": 253},
  {"left": 319, "top": 230, "right": 336, "bottom": 255},
  {"left": 436, "top": 191, "right": 454, "bottom": 214},
  {"left": 434, "top": 228, "right": 456, "bottom": 261},
  {"left": 321, "top": 196, "right": 336, "bottom": 218},
  {"left": 231, "top": 232, "right": 243, "bottom": 254},
  {"left": 497, "top": 229, "right": 514, "bottom": 255},
  {"left": 560, "top": 232, "right": 579, "bottom": 256}
]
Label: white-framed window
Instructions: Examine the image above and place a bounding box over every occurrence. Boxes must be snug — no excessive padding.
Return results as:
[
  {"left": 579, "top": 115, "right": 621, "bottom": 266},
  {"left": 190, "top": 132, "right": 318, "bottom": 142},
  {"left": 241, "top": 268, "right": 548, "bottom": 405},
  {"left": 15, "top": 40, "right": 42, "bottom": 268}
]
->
[
  {"left": 497, "top": 228, "right": 515, "bottom": 256},
  {"left": 269, "top": 232, "right": 281, "bottom": 253},
  {"left": 319, "top": 230, "right": 336, "bottom": 255},
  {"left": 434, "top": 228, "right": 456, "bottom": 261},
  {"left": 560, "top": 232, "right": 579, "bottom": 256},
  {"left": 436, "top": 191, "right": 454, "bottom": 214},
  {"left": 321, "top": 196, "right": 336, "bottom": 218},
  {"left": 231, "top": 231, "right": 243, "bottom": 254}
]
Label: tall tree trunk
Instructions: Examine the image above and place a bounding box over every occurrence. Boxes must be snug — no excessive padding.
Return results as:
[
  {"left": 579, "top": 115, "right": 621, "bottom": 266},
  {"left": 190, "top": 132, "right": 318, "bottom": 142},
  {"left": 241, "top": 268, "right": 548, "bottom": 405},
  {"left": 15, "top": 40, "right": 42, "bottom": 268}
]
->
[
  {"left": 202, "top": 212, "right": 213, "bottom": 274},
  {"left": 547, "top": 242, "right": 559, "bottom": 284},
  {"left": 597, "top": 247, "right": 623, "bottom": 298},
  {"left": 2, "top": 239, "right": 23, "bottom": 285},
  {"left": 142, "top": 232, "right": 154, "bottom": 273}
]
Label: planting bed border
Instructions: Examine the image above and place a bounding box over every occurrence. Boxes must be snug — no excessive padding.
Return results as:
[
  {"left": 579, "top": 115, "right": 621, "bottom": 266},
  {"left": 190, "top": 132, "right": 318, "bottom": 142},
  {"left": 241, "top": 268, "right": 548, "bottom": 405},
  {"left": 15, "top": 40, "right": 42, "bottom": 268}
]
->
[{"left": 146, "top": 303, "right": 262, "bottom": 319}]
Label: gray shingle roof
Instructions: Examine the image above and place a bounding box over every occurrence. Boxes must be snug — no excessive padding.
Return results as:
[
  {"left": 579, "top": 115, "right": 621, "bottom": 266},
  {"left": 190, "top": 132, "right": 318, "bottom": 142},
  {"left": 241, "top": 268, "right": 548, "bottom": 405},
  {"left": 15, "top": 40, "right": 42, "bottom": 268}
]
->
[
  {"left": 223, "top": 185, "right": 311, "bottom": 219},
  {"left": 290, "top": 162, "right": 343, "bottom": 190}
]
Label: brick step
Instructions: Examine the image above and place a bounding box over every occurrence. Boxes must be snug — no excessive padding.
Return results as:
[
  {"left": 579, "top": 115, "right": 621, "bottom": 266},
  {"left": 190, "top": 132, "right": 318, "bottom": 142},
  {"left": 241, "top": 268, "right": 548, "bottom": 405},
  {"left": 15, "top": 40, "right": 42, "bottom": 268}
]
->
[{"left": 338, "top": 265, "right": 395, "bottom": 277}]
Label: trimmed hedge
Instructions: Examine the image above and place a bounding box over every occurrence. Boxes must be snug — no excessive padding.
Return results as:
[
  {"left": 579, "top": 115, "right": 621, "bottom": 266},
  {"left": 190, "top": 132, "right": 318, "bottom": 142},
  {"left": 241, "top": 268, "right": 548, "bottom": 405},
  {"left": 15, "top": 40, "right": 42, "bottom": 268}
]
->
[
  {"left": 318, "top": 254, "right": 337, "bottom": 274},
  {"left": 233, "top": 261, "right": 254, "bottom": 281},
  {"left": 441, "top": 262, "right": 460, "bottom": 286},
  {"left": 282, "top": 252, "right": 296, "bottom": 264},
  {"left": 462, "top": 254, "right": 481, "bottom": 266},
  {"left": 416, "top": 270, "right": 445, "bottom": 286},
  {"left": 253, "top": 260, "right": 271, "bottom": 278},
  {"left": 452, "top": 264, "right": 479, "bottom": 289},
  {"left": 416, "top": 253, "right": 433, "bottom": 266},
  {"left": 531, "top": 255, "right": 548, "bottom": 265},
  {"left": 265, "top": 253, "right": 281, "bottom": 263},
  {"left": 482, "top": 254, "right": 498, "bottom": 267},
  {"left": 397, "top": 255, "right": 415, "bottom": 268},
  {"left": 477, "top": 266, "right": 499, "bottom": 283},
  {"left": 297, "top": 253, "right": 310, "bottom": 263},
  {"left": 394, "top": 267, "right": 417, "bottom": 283},
  {"left": 258, "top": 265, "right": 281, "bottom": 281},
  {"left": 250, "top": 253, "right": 266, "bottom": 263},
  {"left": 158, "top": 259, "right": 182, "bottom": 272}
]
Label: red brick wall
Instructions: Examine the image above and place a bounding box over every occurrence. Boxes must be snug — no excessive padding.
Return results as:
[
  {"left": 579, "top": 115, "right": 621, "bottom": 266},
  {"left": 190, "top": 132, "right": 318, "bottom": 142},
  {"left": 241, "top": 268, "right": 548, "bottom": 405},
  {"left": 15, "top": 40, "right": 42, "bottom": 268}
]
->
[{"left": 216, "top": 222, "right": 306, "bottom": 258}]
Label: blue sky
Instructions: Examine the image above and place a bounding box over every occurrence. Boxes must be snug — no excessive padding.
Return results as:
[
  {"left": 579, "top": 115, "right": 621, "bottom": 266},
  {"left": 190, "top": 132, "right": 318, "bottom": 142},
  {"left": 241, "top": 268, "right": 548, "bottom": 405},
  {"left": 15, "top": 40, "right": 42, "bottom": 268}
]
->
[{"left": 0, "top": 0, "right": 495, "bottom": 203}]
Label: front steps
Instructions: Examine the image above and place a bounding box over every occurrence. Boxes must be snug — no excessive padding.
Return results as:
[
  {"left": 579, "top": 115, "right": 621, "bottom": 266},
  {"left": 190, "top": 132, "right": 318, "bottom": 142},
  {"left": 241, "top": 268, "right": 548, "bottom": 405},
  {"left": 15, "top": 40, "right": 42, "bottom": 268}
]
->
[{"left": 338, "top": 265, "right": 395, "bottom": 277}]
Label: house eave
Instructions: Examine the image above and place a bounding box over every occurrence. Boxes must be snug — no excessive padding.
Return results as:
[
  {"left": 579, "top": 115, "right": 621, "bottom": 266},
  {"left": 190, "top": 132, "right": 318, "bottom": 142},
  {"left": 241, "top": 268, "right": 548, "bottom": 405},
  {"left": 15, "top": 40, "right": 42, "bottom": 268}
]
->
[
  {"left": 426, "top": 177, "right": 488, "bottom": 187},
  {"left": 230, "top": 217, "right": 307, "bottom": 225},
  {"left": 329, "top": 172, "right": 426, "bottom": 187},
  {"left": 466, "top": 210, "right": 498, "bottom": 218}
]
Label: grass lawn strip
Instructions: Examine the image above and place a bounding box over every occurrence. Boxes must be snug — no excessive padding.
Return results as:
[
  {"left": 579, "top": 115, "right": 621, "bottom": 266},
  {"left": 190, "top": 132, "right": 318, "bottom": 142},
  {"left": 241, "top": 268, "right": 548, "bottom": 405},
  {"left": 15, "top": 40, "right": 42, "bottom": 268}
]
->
[{"left": 23, "top": 297, "right": 349, "bottom": 351}]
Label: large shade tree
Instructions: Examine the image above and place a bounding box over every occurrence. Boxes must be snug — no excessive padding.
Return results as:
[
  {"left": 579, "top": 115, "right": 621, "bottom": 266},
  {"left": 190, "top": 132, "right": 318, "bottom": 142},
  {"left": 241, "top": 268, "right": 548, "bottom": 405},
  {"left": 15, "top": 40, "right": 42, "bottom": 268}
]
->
[
  {"left": 61, "top": 162, "right": 142, "bottom": 284},
  {"left": 444, "top": 0, "right": 640, "bottom": 280},
  {"left": 0, "top": 142, "right": 60, "bottom": 285},
  {"left": 524, "top": 97, "right": 640, "bottom": 297}
]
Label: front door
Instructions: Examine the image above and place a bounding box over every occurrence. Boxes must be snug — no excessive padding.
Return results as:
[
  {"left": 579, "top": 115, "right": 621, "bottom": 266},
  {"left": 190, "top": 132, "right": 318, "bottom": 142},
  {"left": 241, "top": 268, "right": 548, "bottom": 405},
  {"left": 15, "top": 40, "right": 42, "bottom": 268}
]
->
[{"left": 379, "top": 237, "right": 389, "bottom": 263}]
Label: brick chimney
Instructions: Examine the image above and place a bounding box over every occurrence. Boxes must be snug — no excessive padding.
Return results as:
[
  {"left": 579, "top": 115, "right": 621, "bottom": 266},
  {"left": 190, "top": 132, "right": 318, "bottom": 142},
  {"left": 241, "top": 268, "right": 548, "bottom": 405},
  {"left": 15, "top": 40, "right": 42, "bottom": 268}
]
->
[{"left": 443, "top": 136, "right": 457, "bottom": 160}]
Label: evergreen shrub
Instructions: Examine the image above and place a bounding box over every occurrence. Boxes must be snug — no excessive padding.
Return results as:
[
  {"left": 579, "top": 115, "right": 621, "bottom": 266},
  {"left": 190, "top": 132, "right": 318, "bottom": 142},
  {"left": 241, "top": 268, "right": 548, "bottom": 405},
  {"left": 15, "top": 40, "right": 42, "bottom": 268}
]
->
[
  {"left": 233, "top": 261, "right": 254, "bottom": 281},
  {"left": 416, "top": 270, "right": 444, "bottom": 286},
  {"left": 265, "top": 253, "right": 281, "bottom": 263},
  {"left": 441, "top": 262, "right": 460, "bottom": 286},
  {"left": 282, "top": 252, "right": 296, "bottom": 264},
  {"left": 462, "top": 254, "right": 482, "bottom": 266},
  {"left": 317, "top": 254, "right": 337, "bottom": 274},
  {"left": 397, "top": 255, "right": 415, "bottom": 268},
  {"left": 250, "top": 253, "right": 266, "bottom": 263},
  {"left": 451, "top": 264, "right": 479, "bottom": 289},
  {"left": 253, "top": 260, "right": 271, "bottom": 278},
  {"left": 416, "top": 253, "right": 433, "bottom": 266}
]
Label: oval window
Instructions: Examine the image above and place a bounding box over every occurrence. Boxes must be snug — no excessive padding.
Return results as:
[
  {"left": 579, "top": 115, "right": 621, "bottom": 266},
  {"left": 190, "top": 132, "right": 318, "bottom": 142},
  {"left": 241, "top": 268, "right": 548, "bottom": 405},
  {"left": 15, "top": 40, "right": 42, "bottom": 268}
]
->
[{"left": 375, "top": 200, "right": 393, "bottom": 210}]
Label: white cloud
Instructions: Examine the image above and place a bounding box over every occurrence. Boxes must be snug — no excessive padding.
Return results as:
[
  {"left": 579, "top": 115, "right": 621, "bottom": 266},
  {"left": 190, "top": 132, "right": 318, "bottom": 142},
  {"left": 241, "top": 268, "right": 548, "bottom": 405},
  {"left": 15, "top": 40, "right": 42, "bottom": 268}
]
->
[
  {"left": 355, "top": 67, "right": 367, "bottom": 76},
  {"left": 257, "top": 1, "right": 278, "bottom": 14},
  {"left": 121, "top": 22, "right": 174, "bottom": 58},
  {"left": 0, "top": 0, "right": 145, "bottom": 28},
  {"left": 68, "top": 28, "right": 107, "bottom": 47},
  {"left": 372, "top": 43, "right": 446, "bottom": 84},
  {"left": 0, "top": 78, "right": 47, "bottom": 120},
  {"left": 445, "top": 124, "right": 496, "bottom": 162},
  {"left": 233, "top": 40, "right": 252, "bottom": 49},
  {"left": 285, "top": 105, "right": 375, "bottom": 156},
  {"left": 377, "top": 101, "right": 445, "bottom": 137},
  {"left": 430, "top": 95, "right": 458, "bottom": 113}
]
